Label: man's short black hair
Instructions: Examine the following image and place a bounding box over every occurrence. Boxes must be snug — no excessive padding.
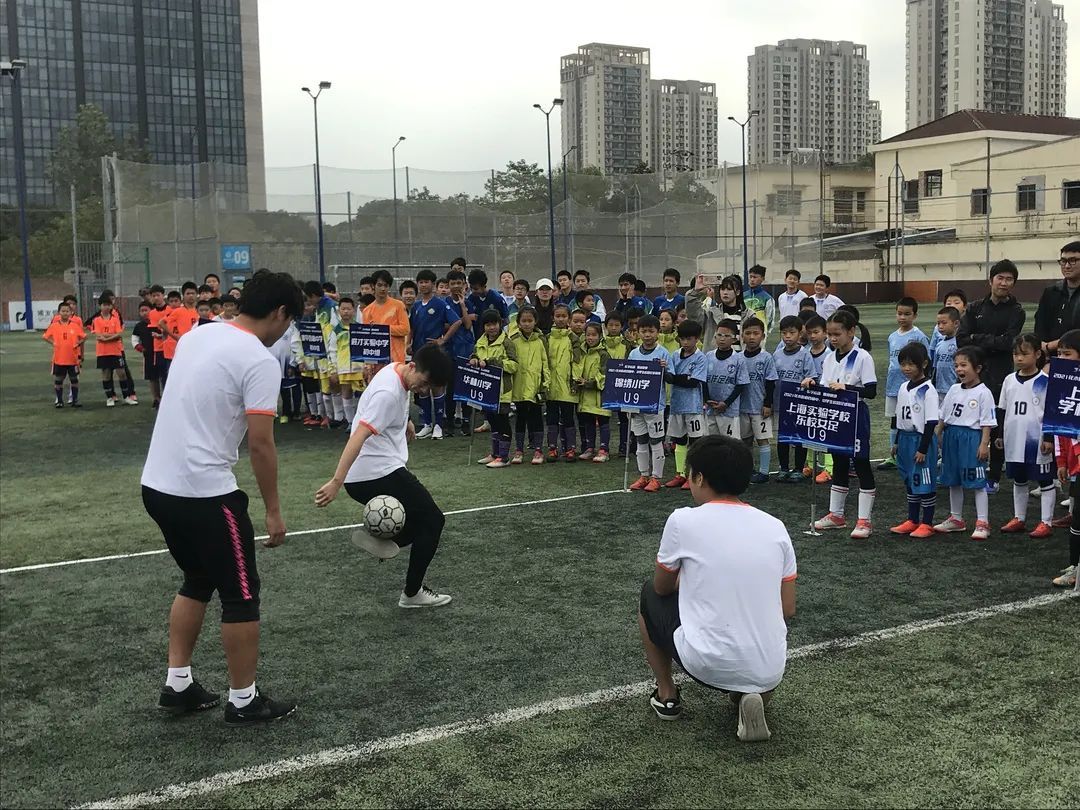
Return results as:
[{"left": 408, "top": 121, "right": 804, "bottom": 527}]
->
[
  {"left": 748, "top": 264, "right": 766, "bottom": 278},
  {"left": 302, "top": 280, "right": 324, "bottom": 298},
  {"left": 239, "top": 270, "right": 304, "bottom": 319},
  {"left": 779, "top": 315, "right": 803, "bottom": 332},
  {"left": 663, "top": 268, "right": 681, "bottom": 283},
  {"left": 942, "top": 288, "right": 967, "bottom": 305},
  {"left": 371, "top": 269, "right": 394, "bottom": 287},
  {"left": 896, "top": 296, "right": 919, "bottom": 314},
  {"left": 676, "top": 320, "right": 702, "bottom": 339},
  {"left": 938, "top": 306, "right": 960, "bottom": 321},
  {"left": 447, "top": 269, "right": 466, "bottom": 283},
  {"left": 358, "top": 275, "right": 375, "bottom": 288},
  {"left": 990, "top": 259, "right": 1019, "bottom": 281},
  {"left": 148, "top": 284, "right": 165, "bottom": 294},
  {"left": 1062, "top": 241, "right": 1080, "bottom": 255},
  {"left": 207, "top": 297, "right": 222, "bottom": 307},
  {"left": 556, "top": 269, "right": 572, "bottom": 280},
  {"left": 785, "top": 269, "right": 801, "bottom": 281},
  {"left": 413, "top": 343, "right": 454, "bottom": 386},
  {"left": 634, "top": 279, "right": 648, "bottom": 294},
  {"left": 415, "top": 269, "right": 437, "bottom": 283},
  {"left": 437, "top": 277, "right": 449, "bottom": 287},
  {"left": 686, "top": 435, "right": 752, "bottom": 496},
  {"left": 338, "top": 296, "right": 355, "bottom": 307},
  {"left": 167, "top": 290, "right": 181, "bottom": 300},
  {"left": 815, "top": 274, "right": 831, "bottom": 286},
  {"left": 618, "top": 272, "right": 636, "bottom": 285},
  {"left": 399, "top": 279, "right": 418, "bottom": 292},
  {"left": 204, "top": 273, "right": 220, "bottom": 283},
  {"left": 181, "top": 281, "right": 197, "bottom": 293},
  {"left": 799, "top": 297, "right": 818, "bottom": 310},
  {"left": 467, "top": 269, "right": 488, "bottom": 288},
  {"left": 480, "top": 309, "right": 502, "bottom": 326},
  {"left": 197, "top": 284, "right": 212, "bottom": 294},
  {"left": 573, "top": 269, "right": 591, "bottom": 281},
  {"left": 450, "top": 257, "right": 467, "bottom": 269},
  {"left": 322, "top": 281, "right": 337, "bottom": 293},
  {"left": 513, "top": 278, "right": 529, "bottom": 291},
  {"left": 637, "top": 314, "right": 660, "bottom": 331}
]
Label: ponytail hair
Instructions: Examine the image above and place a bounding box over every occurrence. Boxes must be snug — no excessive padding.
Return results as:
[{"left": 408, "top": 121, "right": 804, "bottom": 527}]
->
[
  {"left": 827, "top": 309, "right": 858, "bottom": 333},
  {"left": 836, "top": 303, "right": 872, "bottom": 351}
]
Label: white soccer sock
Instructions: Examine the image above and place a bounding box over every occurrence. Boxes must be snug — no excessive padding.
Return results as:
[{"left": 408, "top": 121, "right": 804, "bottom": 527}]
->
[
  {"left": 1013, "top": 483, "right": 1029, "bottom": 521},
  {"left": 857, "top": 488, "right": 876, "bottom": 522},
  {"left": 343, "top": 397, "right": 357, "bottom": 424},
  {"left": 306, "top": 392, "right": 319, "bottom": 416},
  {"left": 651, "top": 442, "right": 666, "bottom": 478},
  {"left": 636, "top": 440, "right": 651, "bottom": 477},
  {"left": 315, "top": 392, "right": 326, "bottom": 417},
  {"left": 829, "top": 485, "right": 849, "bottom": 516},
  {"left": 331, "top": 393, "right": 345, "bottom": 422},
  {"left": 949, "top": 487, "right": 964, "bottom": 520},
  {"left": 1040, "top": 485, "right": 1056, "bottom": 524},
  {"left": 228, "top": 682, "right": 256, "bottom": 708},
  {"left": 165, "top": 666, "right": 192, "bottom": 692},
  {"left": 974, "top": 488, "right": 989, "bottom": 522}
]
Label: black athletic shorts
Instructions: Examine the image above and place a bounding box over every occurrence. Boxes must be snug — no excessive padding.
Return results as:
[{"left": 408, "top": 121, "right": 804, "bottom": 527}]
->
[
  {"left": 141, "top": 486, "right": 261, "bottom": 622},
  {"left": 96, "top": 355, "right": 127, "bottom": 370},
  {"left": 52, "top": 364, "right": 78, "bottom": 378},
  {"left": 639, "top": 577, "right": 682, "bottom": 663},
  {"left": 148, "top": 351, "right": 169, "bottom": 381}
]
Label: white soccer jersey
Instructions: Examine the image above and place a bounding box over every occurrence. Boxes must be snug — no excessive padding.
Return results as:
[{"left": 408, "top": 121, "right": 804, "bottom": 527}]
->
[
  {"left": 895, "top": 380, "right": 939, "bottom": 433},
  {"left": 345, "top": 363, "right": 413, "bottom": 482},
  {"left": 998, "top": 371, "right": 1052, "bottom": 465},
  {"left": 820, "top": 346, "right": 876, "bottom": 390},
  {"left": 941, "top": 383, "right": 997, "bottom": 429},
  {"left": 777, "top": 289, "right": 808, "bottom": 320}
]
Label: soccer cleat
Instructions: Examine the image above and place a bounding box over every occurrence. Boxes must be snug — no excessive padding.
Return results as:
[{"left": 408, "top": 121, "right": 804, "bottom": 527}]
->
[
  {"left": 681, "top": 479, "right": 691, "bottom": 490},
  {"left": 664, "top": 475, "right": 688, "bottom": 488},
  {"left": 933, "top": 515, "right": 967, "bottom": 533},
  {"left": 70, "top": 402, "right": 83, "bottom": 408},
  {"left": 736, "top": 693, "right": 771, "bottom": 742},
  {"left": 629, "top": 475, "right": 650, "bottom": 491},
  {"left": 486, "top": 457, "right": 509, "bottom": 469},
  {"left": 876, "top": 457, "right": 897, "bottom": 470},
  {"left": 815, "top": 470, "right": 832, "bottom": 484},
  {"left": 476, "top": 454, "right": 495, "bottom": 465},
  {"left": 1051, "top": 514, "right": 1072, "bottom": 528},
  {"left": 106, "top": 398, "right": 116, "bottom": 408},
  {"left": 158, "top": 680, "right": 220, "bottom": 715},
  {"left": 984, "top": 481, "right": 1000, "bottom": 495},
  {"left": 813, "top": 513, "right": 847, "bottom": 531},
  {"left": 1000, "top": 517, "right": 1026, "bottom": 533},
  {"left": 398, "top": 585, "right": 452, "bottom": 609},
  {"left": 802, "top": 466, "right": 812, "bottom": 477},
  {"left": 849, "top": 519, "right": 873, "bottom": 539},
  {"left": 563, "top": 448, "right": 578, "bottom": 463},
  {"left": 970, "top": 520, "right": 991, "bottom": 541},
  {"left": 1061, "top": 497, "right": 1071, "bottom": 508},
  {"left": 510, "top": 450, "right": 525, "bottom": 465},
  {"left": 460, "top": 424, "right": 471, "bottom": 437},
  {"left": 224, "top": 689, "right": 297, "bottom": 726},
  {"left": 319, "top": 416, "right": 330, "bottom": 429},
  {"left": 350, "top": 528, "right": 401, "bottom": 560},
  {"left": 579, "top": 449, "right": 595, "bottom": 461},
  {"left": 890, "top": 519, "right": 919, "bottom": 535},
  {"left": 531, "top": 450, "right": 544, "bottom": 465},
  {"left": 547, "top": 448, "right": 559, "bottom": 462},
  {"left": 649, "top": 688, "right": 683, "bottom": 721},
  {"left": 474, "top": 421, "right": 490, "bottom": 433},
  {"left": 302, "top": 414, "right": 319, "bottom": 427},
  {"left": 644, "top": 477, "right": 662, "bottom": 493},
  {"left": 415, "top": 424, "right": 434, "bottom": 439},
  {"left": 1051, "top": 565, "right": 1077, "bottom": 587},
  {"left": 910, "top": 523, "right": 935, "bottom": 539},
  {"left": 124, "top": 395, "right": 139, "bottom": 405},
  {"left": 750, "top": 472, "right": 769, "bottom": 485},
  {"left": 1029, "top": 521, "right": 1054, "bottom": 539},
  {"left": 593, "top": 449, "right": 610, "bottom": 463},
  {"left": 55, "top": 401, "right": 64, "bottom": 409},
  {"left": 432, "top": 424, "right": 444, "bottom": 440}
]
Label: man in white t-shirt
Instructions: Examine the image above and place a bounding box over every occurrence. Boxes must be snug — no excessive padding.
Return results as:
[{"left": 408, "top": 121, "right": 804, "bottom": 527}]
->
[
  {"left": 638, "top": 434, "right": 797, "bottom": 741},
  {"left": 315, "top": 343, "right": 455, "bottom": 608},
  {"left": 141, "top": 270, "right": 303, "bottom": 726}
]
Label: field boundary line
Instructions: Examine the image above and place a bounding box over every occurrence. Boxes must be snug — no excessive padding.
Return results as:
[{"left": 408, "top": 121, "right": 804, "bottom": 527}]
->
[
  {"left": 0, "top": 489, "right": 626, "bottom": 575},
  {"left": 80, "top": 591, "right": 1073, "bottom": 809}
]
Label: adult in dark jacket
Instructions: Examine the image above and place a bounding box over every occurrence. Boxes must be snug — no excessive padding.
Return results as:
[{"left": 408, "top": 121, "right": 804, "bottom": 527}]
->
[
  {"left": 1034, "top": 240, "right": 1080, "bottom": 355},
  {"left": 956, "top": 259, "right": 1026, "bottom": 487}
]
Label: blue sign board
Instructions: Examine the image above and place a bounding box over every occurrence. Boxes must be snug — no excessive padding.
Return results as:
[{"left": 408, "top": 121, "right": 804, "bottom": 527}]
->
[
  {"left": 349, "top": 323, "right": 391, "bottom": 364},
  {"left": 1043, "top": 357, "right": 1080, "bottom": 438},
  {"left": 601, "top": 359, "right": 665, "bottom": 414},
  {"left": 453, "top": 359, "right": 501, "bottom": 412},
  {"left": 777, "top": 381, "right": 858, "bottom": 454},
  {"left": 221, "top": 244, "right": 252, "bottom": 271},
  {"left": 298, "top": 321, "right": 326, "bottom": 359}
]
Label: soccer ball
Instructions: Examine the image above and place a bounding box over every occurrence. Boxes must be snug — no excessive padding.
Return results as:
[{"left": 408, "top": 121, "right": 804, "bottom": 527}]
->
[{"left": 364, "top": 495, "right": 406, "bottom": 539}]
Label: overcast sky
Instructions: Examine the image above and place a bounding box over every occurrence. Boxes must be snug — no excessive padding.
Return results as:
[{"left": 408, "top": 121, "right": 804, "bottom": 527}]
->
[{"left": 258, "top": 0, "right": 1079, "bottom": 199}]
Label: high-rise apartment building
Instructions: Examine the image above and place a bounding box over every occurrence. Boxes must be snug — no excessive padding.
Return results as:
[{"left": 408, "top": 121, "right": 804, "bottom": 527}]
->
[
  {"left": 747, "top": 39, "right": 880, "bottom": 166},
  {"left": 650, "top": 79, "right": 718, "bottom": 172},
  {"left": 560, "top": 43, "right": 651, "bottom": 174},
  {"left": 1, "top": 0, "right": 265, "bottom": 208},
  {"left": 905, "top": 0, "right": 1067, "bottom": 129}
]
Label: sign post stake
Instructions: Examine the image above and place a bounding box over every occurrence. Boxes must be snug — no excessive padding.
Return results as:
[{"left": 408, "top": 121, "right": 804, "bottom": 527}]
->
[
  {"left": 623, "top": 439, "right": 632, "bottom": 491},
  {"left": 805, "top": 448, "right": 823, "bottom": 537},
  {"left": 466, "top": 408, "right": 476, "bottom": 467}
]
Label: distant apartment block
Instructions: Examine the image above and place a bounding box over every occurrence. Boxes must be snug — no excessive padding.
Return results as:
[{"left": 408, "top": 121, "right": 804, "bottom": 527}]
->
[{"left": 651, "top": 79, "right": 718, "bottom": 172}]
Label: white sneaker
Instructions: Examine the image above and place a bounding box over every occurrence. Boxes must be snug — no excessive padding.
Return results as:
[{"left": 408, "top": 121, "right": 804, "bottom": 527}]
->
[
  {"left": 416, "top": 424, "right": 434, "bottom": 439},
  {"left": 813, "top": 513, "right": 847, "bottom": 531},
  {"left": 350, "top": 528, "right": 401, "bottom": 560},
  {"left": 849, "top": 519, "right": 873, "bottom": 539},
  {"left": 398, "top": 585, "right": 452, "bottom": 609},
  {"left": 124, "top": 395, "right": 139, "bottom": 405},
  {"left": 1061, "top": 498, "right": 1071, "bottom": 508},
  {"left": 105, "top": 398, "right": 116, "bottom": 408},
  {"left": 476, "top": 454, "right": 495, "bottom": 465},
  {"left": 933, "top": 515, "right": 966, "bottom": 533},
  {"left": 432, "top": 424, "right": 444, "bottom": 440},
  {"left": 737, "top": 693, "right": 771, "bottom": 742}
]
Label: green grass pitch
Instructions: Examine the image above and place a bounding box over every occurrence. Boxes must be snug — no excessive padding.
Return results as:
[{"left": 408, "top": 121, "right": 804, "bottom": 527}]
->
[{"left": 1, "top": 303, "right": 1076, "bottom": 808}]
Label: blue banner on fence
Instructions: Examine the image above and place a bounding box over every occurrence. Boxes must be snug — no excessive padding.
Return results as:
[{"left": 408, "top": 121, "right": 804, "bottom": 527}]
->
[
  {"left": 453, "top": 360, "right": 501, "bottom": 412},
  {"left": 601, "top": 359, "right": 665, "bottom": 414},
  {"left": 220, "top": 244, "right": 251, "bottom": 271},
  {"left": 777, "top": 381, "right": 858, "bottom": 454},
  {"left": 1043, "top": 357, "right": 1080, "bottom": 438},
  {"left": 349, "top": 323, "right": 391, "bottom": 364},
  {"left": 298, "top": 321, "right": 326, "bottom": 359}
]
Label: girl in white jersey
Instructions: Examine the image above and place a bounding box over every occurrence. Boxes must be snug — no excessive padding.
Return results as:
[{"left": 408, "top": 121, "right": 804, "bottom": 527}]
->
[
  {"left": 889, "top": 342, "right": 939, "bottom": 539},
  {"left": 802, "top": 310, "right": 878, "bottom": 539},
  {"left": 997, "top": 334, "right": 1056, "bottom": 539}
]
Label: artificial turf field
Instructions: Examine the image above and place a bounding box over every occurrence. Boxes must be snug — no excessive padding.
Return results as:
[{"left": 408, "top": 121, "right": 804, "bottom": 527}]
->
[{"left": 1, "top": 303, "right": 1076, "bottom": 809}]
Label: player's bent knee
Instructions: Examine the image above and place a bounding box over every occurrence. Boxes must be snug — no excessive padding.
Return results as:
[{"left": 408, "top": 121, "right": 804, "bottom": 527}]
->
[
  {"left": 220, "top": 595, "right": 261, "bottom": 623},
  {"left": 178, "top": 576, "right": 214, "bottom": 604}
]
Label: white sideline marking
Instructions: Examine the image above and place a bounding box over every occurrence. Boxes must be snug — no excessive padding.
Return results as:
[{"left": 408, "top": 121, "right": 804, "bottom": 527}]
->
[
  {"left": 0, "top": 489, "right": 626, "bottom": 575},
  {"left": 81, "top": 591, "right": 1073, "bottom": 809}
]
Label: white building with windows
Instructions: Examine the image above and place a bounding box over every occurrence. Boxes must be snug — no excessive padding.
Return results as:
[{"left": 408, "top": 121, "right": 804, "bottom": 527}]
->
[{"left": 650, "top": 79, "right": 718, "bottom": 173}]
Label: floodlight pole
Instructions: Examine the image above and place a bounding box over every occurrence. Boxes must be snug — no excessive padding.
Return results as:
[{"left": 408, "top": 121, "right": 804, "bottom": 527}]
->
[
  {"left": 535, "top": 98, "right": 563, "bottom": 281},
  {"left": 302, "top": 81, "right": 331, "bottom": 283},
  {"left": 392, "top": 136, "right": 406, "bottom": 264},
  {"left": 562, "top": 145, "right": 576, "bottom": 275},
  {"left": 728, "top": 110, "right": 758, "bottom": 286}
]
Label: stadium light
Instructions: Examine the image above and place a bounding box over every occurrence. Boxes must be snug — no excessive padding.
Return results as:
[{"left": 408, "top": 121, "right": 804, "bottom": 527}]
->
[
  {"left": 534, "top": 99, "right": 563, "bottom": 281},
  {"left": 392, "top": 136, "right": 407, "bottom": 264},
  {"left": 562, "top": 145, "right": 577, "bottom": 274},
  {"left": 302, "top": 82, "right": 332, "bottom": 283},
  {"left": 2, "top": 59, "right": 33, "bottom": 329},
  {"left": 728, "top": 110, "right": 759, "bottom": 286}
]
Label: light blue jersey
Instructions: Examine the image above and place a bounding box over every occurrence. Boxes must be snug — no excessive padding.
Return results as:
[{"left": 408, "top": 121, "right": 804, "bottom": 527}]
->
[
  {"left": 808, "top": 346, "right": 830, "bottom": 381},
  {"left": 886, "top": 327, "right": 931, "bottom": 396},
  {"left": 932, "top": 335, "right": 958, "bottom": 395},
  {"left": 628, "top": 343, "right": 672, "bottom": 368},
  {"left": 705, "top": 349, "right": 749, "bottom": 417},
  {"left": 772, "top": 343, "right": 814, "bottom": 385},
  {"left": 741, "top": 348, "right": 778, "bottom": 415},
  {"left": 669, "top": 348, "right": 707, "bottom": 415}
]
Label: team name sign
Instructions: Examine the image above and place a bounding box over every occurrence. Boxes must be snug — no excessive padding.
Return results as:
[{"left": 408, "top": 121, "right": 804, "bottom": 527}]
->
[
  {"left": 349, "top": 323, "right": 391, "bottom": 364},
  {"left": 777, "top": 381, "right": 858, "bottom": 454}
]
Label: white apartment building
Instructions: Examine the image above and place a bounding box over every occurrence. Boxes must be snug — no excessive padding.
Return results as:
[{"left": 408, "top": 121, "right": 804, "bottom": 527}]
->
[
  {"left": 747, "top": 39, "right": 880, "bottom": 166},
  {"left": 650, "top": 79, "right": 718, "bottom": 173},
  {"left": 905, "top": 0, "right": 1068, "bottom": 130}
]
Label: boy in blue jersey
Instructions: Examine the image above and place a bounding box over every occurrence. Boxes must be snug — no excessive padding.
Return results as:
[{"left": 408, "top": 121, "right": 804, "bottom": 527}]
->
[
  {"left": 704, "top": 321, "right": 749, "bottom": 441},
  {"left": 804, "top": 315, "right": 830, "bottom": 380},
  {"left": 445, "top": 266, "right": 478, "bottom": 435},
  {"left": 627, "top": 315, "right": 673, "bottom": 492},
  {"left": 466, "top": 268, "right": 509, "bottom": 340},
  {"left": 879, "top": 297, "right": 930, "bottom": 470},
  {"left": 932, "top": 306, "right": 960, "bottom": 396},
  {"left": 663, "top": 320, "right": 707, "bottom": 489},
  {"left": 614, "top": 272, "right": 651, "bottom": 317},
  {"left": 409, "top": 268, "right": 462, "bottom": 439},
  {"left": 929, "top": 289, "right": 967, "bottom": 352},
  {"left": 740, "top": 318, "right": 779, "bottom": 484},
  {"left": 653, "top": 268, "right": 685, "bottom": 314},
  {"left": 773, "top": 315, "right": 815, "bottom": 482}
]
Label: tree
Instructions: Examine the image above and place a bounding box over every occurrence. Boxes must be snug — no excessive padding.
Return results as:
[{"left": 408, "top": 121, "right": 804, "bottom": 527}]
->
[
  {"left": 47, "top": 104, "right": 149, "bottom": 200},
  {"left": 484, "top": 160, "right": 547, "bottom": 213},
  {"left": 408, "top": 186, "right": 441, "bottom": 202}
]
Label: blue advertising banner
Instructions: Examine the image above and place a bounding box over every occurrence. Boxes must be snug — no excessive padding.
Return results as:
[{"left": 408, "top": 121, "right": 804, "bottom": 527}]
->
[
  {"left": 298, "top": 321, "right": 326, "bottom": 359},
  {"left": 349, "top": 323, "right": 391, "bottom": 364},
  {"left": 220, "top": 244, "right": 252, "bottom": 271},
  {"left": 1043, "top": 357, "right": 1080, "bottom": 438},
  {"left": 601, "top": 359, "right": 665, "bottom": 414},
  {"left": 777, "top": 381, "right": 858, "bottom": 454},
  {"left": 453, "top": 359, "right": 501, "bottom": 412}
]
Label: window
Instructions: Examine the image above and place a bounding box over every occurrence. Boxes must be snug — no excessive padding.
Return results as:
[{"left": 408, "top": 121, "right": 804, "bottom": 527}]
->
[
  {"left": 903, "top": 179, "right": 919, "bottom": 214},
  {"left": 922, "top": 169, "right": 943, "bottom": 197},
  {"left": 1017, "top": 183, "right": 1037, "bottom": 212},
  {"left": 971, "top": 188, "right": 989, "bottom": 217},
  {"left": 1062, "top": 180, "right": 1080, "bottom": 210}
]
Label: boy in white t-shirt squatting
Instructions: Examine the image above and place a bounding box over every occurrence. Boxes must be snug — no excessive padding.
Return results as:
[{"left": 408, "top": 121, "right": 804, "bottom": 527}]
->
[{"left": 638, "top": 434, "right": 798, "bottom": 742}]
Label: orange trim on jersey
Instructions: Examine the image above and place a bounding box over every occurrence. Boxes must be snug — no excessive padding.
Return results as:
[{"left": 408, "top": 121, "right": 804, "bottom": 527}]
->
[
  {"left": 782, "top": 573, "right": 798, "bottom": 583},
  {"left": 245, "top": 409, "right": 276, "bottom": 416},
  {"left": 393, "top": 363, "right": 408, "bottom": 390},
  {"left": 656, "top": 560, "right": 679, "bottom": 573},
  {"left": 224, "top": 320, "right": 257, "bottom": 336},
  {"left": 358, "top": 419, "right": 379, "bottom": 435}
]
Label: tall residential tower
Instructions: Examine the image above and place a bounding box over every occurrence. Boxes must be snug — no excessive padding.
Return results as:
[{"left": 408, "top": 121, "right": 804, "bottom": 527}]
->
[{"left": 650, "top": 79, "right": 718, "bottom": 172}]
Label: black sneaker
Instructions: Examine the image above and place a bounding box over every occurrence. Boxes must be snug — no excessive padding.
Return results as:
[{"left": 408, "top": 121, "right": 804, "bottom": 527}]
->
[
  {"left": 460, "top": 425, "right": 471, "bottom": 437},
  {"left": 55, "top": 401, "right": 63, "bottom": 409},
  {"left": 158, "top": 680, "right": 221, "bottom": 715},
  {"left": 649, "top": 687, "right": 683, "bottom": 720},
  {"left": 224, "top": 688, "right": 297, "bottom": 726},
  {"left": 70, "top": 401, "right": 83, "bottom": 409}
]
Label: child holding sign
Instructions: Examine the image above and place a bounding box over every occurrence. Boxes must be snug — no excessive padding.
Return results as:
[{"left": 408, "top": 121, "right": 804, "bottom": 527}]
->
[
  {"left": 628, "top": 315, "right": 673, "bottom": 493},
  {"left": 329, "top": 297, "right": 365, "bottom": 426},
  {"left": 472, "top": 310, "right": 518, "bottom": 468},
  {"left": 577, "top": 322, "right": 610, "bottom": 462},
  {"left": 663, "top": 320, "right": 707, "bottom": 489},
  {"left": 1051, "top": 329, "right": 1080, "bottom": 588},
  {"left": 889, "top": 343, "right": 939, "bottom": 539}
]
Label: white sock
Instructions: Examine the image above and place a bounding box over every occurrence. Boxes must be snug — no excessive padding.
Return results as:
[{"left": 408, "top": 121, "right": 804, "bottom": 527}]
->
[
  {"left": 343, "top": 397, "right": 357, "bottom": 424},
  {"left": 1040, "top": 485, "right": 1056, "bottom": 524},
  {"left": 228, "top": 682, "right": 256, "bottom": 708},
  {"left": 166, "top": 666, "right": 192, "bottom": 692},
  {"left": 636, "top": 439, "right": 651, "bottom": 477},
  {"left": 306, "top": 392, "right": 319, "bottom": 416},
  {"left": 975, "top": 488, "right": 989, "bottom": 522},
  {"left": 829, "top": 485, "right": 849, "bottom": 516},
  {"left": 857, "top": 488, "right": 876, "bottom": 521},
  {"left": 1013, "top": 483, "right": 1029, "bottom": 521},
  {"left": 315, "top": 392, "right": 326, "bottom": 417},
  {"left": 949, "top": 487, "right": 964, "bottom": 520},
  {"left": 651, "top": 442, "right": 665, "bottom": 478},
  {"left": 332, "top": 393, "right": 345, "bottom": 422}
]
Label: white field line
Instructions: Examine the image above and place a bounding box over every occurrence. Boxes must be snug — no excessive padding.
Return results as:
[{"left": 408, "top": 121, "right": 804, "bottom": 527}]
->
[
  {"left": 81, "top": 591, "right": 1073, "bottom": 810},
  {"left": 0, "top": 489, "right": 626, "bottom": 575}
]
